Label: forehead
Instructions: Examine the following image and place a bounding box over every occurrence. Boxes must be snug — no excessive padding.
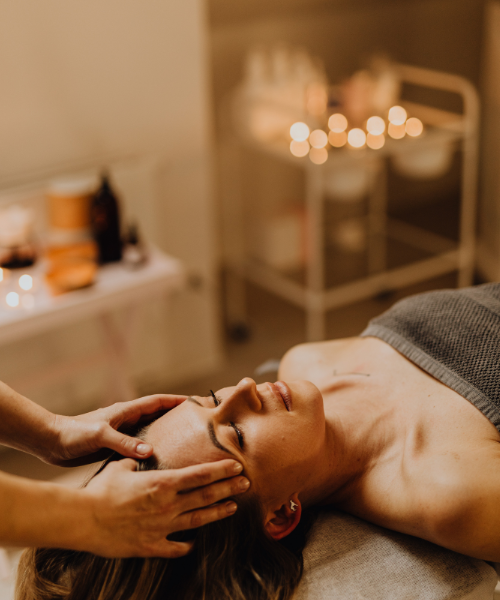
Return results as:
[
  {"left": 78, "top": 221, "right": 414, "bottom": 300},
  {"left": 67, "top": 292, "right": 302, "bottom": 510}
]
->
[{"left": 146, "top": 402, "right": 229, "bottom": 468}]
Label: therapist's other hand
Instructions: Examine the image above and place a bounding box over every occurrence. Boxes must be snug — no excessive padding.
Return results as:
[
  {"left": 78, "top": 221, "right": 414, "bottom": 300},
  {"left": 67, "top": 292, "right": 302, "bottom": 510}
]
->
[
  {"left": 45, "top": 395, "right": 187, "bottom": 467},
  {"left": 82, "top": 458, "right": 248, "bottom": 558}
]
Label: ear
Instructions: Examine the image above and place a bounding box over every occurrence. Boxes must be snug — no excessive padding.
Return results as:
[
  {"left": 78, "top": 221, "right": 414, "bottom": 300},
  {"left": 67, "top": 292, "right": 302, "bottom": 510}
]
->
[{"left": 264, "top": 495, "right": 302, "bottom": 541}]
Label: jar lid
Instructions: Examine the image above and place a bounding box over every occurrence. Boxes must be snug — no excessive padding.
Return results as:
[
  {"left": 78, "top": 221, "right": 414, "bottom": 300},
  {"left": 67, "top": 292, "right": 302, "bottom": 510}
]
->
[{"left": 48, "top": 174, "right": 100, "bottom": 197}]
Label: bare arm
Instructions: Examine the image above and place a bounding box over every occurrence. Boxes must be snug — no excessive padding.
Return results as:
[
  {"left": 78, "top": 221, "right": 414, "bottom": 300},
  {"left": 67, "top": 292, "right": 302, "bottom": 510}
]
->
[
  {"left": 0, "top": 379, "right": 185, "bottom": 464},
  {"left": 0, "top": 380, "right": 60, "bottom": 458},
  {"left": 0, "top": 459, "right": 249, "bottom": 557}
]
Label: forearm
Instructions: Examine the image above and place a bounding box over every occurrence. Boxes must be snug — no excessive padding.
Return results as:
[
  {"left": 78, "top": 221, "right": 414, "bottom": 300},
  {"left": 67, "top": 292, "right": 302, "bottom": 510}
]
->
[
  {"left": 0, "top": 380, "right": 57, "bottom": 460},
  {"left": 0, "top": 470, "right": 91, "bottom": 551}
]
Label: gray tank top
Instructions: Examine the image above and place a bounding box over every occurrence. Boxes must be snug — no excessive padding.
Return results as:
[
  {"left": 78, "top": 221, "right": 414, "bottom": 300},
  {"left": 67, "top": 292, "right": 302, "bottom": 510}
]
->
[{"left": 361, "top": 284, "right": 500, "bottom": 433}]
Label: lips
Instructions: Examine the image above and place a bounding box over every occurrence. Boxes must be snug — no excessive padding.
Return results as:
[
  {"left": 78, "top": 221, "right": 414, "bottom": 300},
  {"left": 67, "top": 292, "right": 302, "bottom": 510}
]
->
[{"left": 274, "top": 381, "right": 292, "bottom": 411}]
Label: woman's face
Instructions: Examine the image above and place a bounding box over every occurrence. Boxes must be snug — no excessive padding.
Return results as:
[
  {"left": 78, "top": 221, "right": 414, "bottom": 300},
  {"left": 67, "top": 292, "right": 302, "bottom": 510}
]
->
[{"left": 146, "top": 378, "right": 326, "bottom": 508}]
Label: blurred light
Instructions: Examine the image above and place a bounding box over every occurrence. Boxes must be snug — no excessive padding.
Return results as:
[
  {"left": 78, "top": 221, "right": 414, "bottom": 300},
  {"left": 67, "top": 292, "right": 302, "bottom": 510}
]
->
[
  {"left": 388, "top": 123, "right": 406, "bottom": 139},
  {"left": 406, "top": 117, "right": 424, "bottom": 137},
  {"left": 367, "top": 133, "right": 386, "bottom": 150},
  {"left": 328, "top": 113, "right": 348, "bottom": 133},
  {"left": 290, "top": 140, "right": 310, "bottom": 157},
  {"left": 309, "top": 129, "right": 328, "bottom": 149},
  {"left": 309, "top": 148, "right": 328, "bottom": 165},
  {"left": 348, "top": 128, "right": 367, "bottom": 148},
  {"left": 366, "top": 116, "right": 386, "bottom": 136},
  {"left": 307, "top": 85, "right": 328, "bottom": 116},
  {"left": 388, "top": 106, "right": 407, "bottom": 126},
  {"left": 21, "top": 293, "right": 34, "bottom": 309},
  {"left": 6, "top": 292, "right": 19, "bottom": 307},
  {"left": 0, "top": 269, "right": 3, "bottom": 283},
  {"left": 19, "top": 274, "right": 33, "bottom": 291},
  {"left": 290, "top": 122, "right": 310, "bottom": 142},
  {"left": 328, "top": 131, "right": 347, "bottom": 148}
]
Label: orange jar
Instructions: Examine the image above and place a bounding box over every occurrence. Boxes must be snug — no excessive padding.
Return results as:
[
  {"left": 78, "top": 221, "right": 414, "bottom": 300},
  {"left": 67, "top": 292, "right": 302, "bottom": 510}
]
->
[{"left": 47, "top": 175, "right": 98, "bottom": 244}]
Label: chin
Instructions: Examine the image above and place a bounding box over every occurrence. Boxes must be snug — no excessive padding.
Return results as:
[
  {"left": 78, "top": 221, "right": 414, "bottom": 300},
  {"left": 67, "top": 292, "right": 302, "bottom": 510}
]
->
[{"left": 288, "top": 380, "right": 324, "bottom": 409}]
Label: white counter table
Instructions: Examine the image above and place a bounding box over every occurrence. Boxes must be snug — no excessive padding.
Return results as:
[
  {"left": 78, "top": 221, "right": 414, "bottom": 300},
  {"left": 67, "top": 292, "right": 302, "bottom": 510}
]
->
[{"left": 0, "top": 248, "right": 185, "bottom": 405}]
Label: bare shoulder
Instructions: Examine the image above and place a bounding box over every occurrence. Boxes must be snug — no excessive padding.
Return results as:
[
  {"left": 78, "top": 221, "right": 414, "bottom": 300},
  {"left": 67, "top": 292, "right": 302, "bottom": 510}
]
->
[
  {"left": 406, "top": 441, "right": 500, "bottom": 561},
  {"left": 279, "top": 338, "right": 356, "bottom": 381}
]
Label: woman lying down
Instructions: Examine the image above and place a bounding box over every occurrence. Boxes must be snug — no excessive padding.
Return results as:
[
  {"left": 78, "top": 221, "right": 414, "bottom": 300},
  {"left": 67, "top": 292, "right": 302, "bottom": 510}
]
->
[{"left": 17, "top": 283, "right": 500, "bottom": 600}]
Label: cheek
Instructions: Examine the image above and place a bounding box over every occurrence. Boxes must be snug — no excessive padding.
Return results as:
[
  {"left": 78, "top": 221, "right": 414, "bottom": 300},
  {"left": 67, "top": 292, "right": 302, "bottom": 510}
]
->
[{"left": 251, "top": 417, "right": 324, "bottom": 473}]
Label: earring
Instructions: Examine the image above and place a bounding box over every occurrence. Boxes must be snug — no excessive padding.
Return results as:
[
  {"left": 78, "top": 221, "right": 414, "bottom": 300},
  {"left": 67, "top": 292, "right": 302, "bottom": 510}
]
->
[{"left": 290, "top": 500, "right": 298, "bottom": 512}]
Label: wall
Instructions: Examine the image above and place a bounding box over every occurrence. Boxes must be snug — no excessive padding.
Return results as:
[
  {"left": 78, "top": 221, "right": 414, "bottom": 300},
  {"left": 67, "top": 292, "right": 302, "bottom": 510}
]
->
[
  {"left": 478, "top": 1, "right": 500, "bottom": 281},
  {"left": 0, "top": 0, "right": 221, "bottom": 414},
  {"left": 209, "top": 0, "right": 484, "bottom": 105},
  {"left": 208, "top": 0, "right": 486, "bottom": 268}
]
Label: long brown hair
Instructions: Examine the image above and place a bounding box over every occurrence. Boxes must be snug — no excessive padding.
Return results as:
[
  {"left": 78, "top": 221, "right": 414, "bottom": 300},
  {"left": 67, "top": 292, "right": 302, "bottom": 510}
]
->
[{"left": 16, "top": 450, "right": 314, "bottom": 600}]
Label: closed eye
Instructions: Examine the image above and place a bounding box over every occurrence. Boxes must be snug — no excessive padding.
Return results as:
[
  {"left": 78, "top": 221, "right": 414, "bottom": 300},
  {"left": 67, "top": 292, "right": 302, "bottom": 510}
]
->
[{"left": 210, "top": 390, "right": 244, "bottom": 449}]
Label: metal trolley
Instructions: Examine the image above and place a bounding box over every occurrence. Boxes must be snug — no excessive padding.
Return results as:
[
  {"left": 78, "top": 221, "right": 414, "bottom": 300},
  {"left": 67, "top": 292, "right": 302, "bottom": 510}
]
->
[{"left": 221, "top": 63, "right": 480, "bottom": 342}]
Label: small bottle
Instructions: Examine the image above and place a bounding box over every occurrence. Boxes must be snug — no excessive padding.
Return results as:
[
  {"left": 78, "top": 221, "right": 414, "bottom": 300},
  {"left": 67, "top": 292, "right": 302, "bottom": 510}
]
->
[
  {"left": 122, "top": 222, "right": 147, "bottom": 269},
  {"left": 91, "top": 174, "right": 122, "bottom": 264}
]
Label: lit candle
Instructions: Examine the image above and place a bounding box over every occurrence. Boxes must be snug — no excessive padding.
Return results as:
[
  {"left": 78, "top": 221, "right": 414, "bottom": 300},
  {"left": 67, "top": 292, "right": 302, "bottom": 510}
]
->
[
  {"left": 328, "top": 131, "right": 347, "bottom": 148},
  {"left": 388, "top": 106, "right": 407, "bottom": 126},
  {"left": 388, "top": 123, "right": 406, "bottom": 139},
  {"left": 367, "top": 133, "right": 386, "bottom": 150},
  {"left": 6, "top": 292, "right": 19, "bottom": 307},
  {"left": 18, "top": 274, "right": 33, "bottom": 291},
  {"left": 348, "top": 128, "right": 367, "bottom": 148},
  {"left": 309, "top": 129, "right": 328, "bottom": 149},
  {"left": 309, "top": 148, "right": 328, "bottom": 164},
  {"left": 21, "top": 293, "right": 35, "bottom": 310},
  {"left": 366, "top": 116, "right": 386, "bottom": 136},
  {"left": 328, "top": 113, "right": 348, "bottom": 133},
  {"left": 290, "top": 122, "right": 310, "bottom": 142},
  {"left": 290, "top": 140, "right": 310, "bottom": 157},
  {"left": 406, "top": 117, "right": 424, "bottom": 137}
]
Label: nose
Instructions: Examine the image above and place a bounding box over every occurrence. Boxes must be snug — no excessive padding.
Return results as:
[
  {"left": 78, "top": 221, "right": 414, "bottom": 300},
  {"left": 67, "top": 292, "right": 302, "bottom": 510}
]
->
[{"left": 218, "top": 377, "right": 262, "bottom": 416}]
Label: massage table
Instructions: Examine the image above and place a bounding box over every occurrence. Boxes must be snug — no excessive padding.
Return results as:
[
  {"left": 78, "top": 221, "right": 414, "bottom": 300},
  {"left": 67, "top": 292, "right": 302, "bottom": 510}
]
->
[{"left": 295, "top": 509, "right": 499, "bottom": 599}]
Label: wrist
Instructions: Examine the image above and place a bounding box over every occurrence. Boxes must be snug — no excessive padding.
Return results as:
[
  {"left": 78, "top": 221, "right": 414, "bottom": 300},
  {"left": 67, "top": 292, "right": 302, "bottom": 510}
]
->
[
  {"left": 32, "top": 412, "right": 64, "bottom": 464},
  {"left": 0, "top": 380, "right": 60, "bottom": 460}
]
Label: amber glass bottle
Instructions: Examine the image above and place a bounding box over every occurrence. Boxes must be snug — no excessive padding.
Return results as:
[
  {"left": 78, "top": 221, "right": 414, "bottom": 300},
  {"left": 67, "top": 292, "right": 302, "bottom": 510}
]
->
[{"left": 91, "top": 174, "right": 122, "bottom": 264}]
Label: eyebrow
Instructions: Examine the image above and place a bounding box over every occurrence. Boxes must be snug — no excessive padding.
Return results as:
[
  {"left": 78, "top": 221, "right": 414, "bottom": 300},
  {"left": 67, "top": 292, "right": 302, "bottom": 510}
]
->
[{"left": 186, "top": 396, "right": 234, "bottom": 457}]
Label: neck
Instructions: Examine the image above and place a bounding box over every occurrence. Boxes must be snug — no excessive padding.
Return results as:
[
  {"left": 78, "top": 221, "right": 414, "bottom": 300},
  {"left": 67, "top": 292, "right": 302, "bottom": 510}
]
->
[{"left": 299, "top": 375, "right": 403, "bottom": 509}]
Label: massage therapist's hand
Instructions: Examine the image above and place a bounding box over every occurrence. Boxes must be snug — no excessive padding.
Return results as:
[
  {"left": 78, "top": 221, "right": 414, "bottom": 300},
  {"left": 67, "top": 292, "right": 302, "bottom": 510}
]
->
[
  {"left": 81, "top": 458, "right": 249, "bottom": 558},
  {"left": 45, "top": 395, "right": 188, "bottom": 467}
]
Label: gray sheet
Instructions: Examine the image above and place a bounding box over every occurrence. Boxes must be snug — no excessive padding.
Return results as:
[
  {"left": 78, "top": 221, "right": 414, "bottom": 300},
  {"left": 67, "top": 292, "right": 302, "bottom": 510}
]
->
[{"left": 296, "top": 510, "right": 498, "bottom": 600}]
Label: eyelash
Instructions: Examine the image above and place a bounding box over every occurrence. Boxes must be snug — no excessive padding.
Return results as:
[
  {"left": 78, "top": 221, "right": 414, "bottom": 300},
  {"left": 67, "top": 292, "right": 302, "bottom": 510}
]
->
[{"left": 210, "top": 390, "right": 244, "bottom": 449}]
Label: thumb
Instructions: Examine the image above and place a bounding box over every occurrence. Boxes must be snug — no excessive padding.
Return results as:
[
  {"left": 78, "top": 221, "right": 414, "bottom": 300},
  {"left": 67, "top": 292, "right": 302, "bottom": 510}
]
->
[{"left": 100, "top": 427, "right": 153, "bottom": 459}]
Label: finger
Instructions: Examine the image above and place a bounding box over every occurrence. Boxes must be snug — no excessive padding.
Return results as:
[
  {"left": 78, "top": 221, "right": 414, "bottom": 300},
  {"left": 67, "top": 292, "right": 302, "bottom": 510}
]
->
[
  {"left": 106, "top": 458, "right": 138, "bottom": 473},
  {"left": 108, "top": 395, "right": 188, "bottom": 427},
  {"left": 173, "top": 501, "right": 238, "bottom": 532},
  {"left": 170, "top": 460, "right": 244, "bottom": 492},
  {"left": 147, "top": 540, "right": 194, "bottom": 559},
  {"left": 99, "top": 427, "right": 153, "bottom": 459},
  {"left": 181, "top": 477, "right": 250, "bottom": 512}
]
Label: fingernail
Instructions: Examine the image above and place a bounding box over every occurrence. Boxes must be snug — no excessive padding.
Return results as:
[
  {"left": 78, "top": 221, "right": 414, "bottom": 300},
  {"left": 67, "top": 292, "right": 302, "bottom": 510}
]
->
[
  {"left": 136, "top": 443, "right": 151, "bottom": 455},
  {"left": 226, "top": 502, "right": 237, "bottom": 514},
  {"left": 233, "top": 462, "right": 243, "bottom": 474},
  {"left": 239, "top": 477, "right": 250, "bottom": 491}
]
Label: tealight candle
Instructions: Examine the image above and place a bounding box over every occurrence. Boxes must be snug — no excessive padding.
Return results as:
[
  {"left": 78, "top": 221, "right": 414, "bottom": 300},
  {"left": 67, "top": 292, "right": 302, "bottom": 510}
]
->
[
  {"left": 19, "top": 274, "right": 33, "bottom": 291},
  {"left": 21, "top": 293, "right": 35, "bottom": 310},
  {"left": 6, "top": 292, "right": 19, "bottom": 307},
  {"left": 290, "top": 122, "right": 310, "bottom": 142}
]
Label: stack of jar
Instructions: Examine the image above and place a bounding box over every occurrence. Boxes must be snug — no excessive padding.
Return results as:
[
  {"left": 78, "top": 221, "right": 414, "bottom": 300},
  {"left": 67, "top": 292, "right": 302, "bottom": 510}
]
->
[{"left": 45, "top": 173, "right": 122, "bottom": 294}]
